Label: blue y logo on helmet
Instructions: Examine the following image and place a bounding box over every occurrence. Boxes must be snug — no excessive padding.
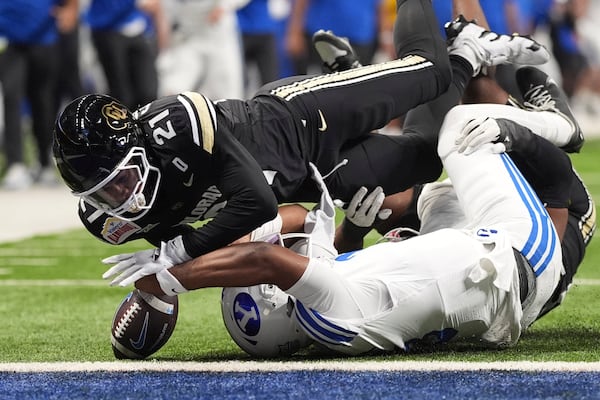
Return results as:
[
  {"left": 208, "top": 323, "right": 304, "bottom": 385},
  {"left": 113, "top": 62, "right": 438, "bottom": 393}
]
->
[{"left": 233, "top": 293, "right": 261, "bottom": 336}]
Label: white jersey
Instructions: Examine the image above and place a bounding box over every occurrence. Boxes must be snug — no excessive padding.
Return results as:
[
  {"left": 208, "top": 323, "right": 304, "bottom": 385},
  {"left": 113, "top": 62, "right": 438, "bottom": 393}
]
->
[
  {"left": 287, "top": 228, "right": 522, "bottom": 355},
  {"left": 287, "top": 104, "right": 564, "bottom": 355}
]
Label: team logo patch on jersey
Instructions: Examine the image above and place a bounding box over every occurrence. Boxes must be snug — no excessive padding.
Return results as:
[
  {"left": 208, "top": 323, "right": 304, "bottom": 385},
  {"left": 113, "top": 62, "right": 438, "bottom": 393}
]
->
[
  {"left": 101, "top": 217, "right": 141, "bottom": 244},
  {"left": 102, "top": 101, "right": 129, "bottom": 130}
]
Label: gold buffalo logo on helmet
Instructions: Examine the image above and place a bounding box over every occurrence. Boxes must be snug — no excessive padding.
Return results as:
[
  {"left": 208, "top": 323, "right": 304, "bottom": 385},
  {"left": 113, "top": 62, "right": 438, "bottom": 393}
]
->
[{"left": 102, "top": 102, "right": 130, "bottom": 130}]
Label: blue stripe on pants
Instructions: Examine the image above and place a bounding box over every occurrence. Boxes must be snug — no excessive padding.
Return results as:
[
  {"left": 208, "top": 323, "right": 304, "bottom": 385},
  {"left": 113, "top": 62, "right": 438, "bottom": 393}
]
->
[
  {"left": 295, "top": 301, "right": 356, "bottom": 345},
  {"left": 500, "top": 153, "right": 558, "bottom": 276}
]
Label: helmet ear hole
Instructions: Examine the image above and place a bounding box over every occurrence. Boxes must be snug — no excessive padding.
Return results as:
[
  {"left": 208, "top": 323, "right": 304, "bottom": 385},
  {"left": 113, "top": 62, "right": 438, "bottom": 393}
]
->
[{"left": 221, "top": 285, "right": 311, "bottom": 358}]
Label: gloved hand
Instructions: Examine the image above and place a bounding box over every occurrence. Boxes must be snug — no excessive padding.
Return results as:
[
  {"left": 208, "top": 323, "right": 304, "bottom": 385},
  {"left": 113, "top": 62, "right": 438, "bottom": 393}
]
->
[
  {"left": 456, "top": 117, "right": 508, "bottom": 155},
  {"left": 302, "top": 163, "right": 338, "bottom": 259},
  {"left": 333, "top": 186, "right": 392, "bottom": 228},
  {"left": 102, "top": 241, "right": 176, "bottom": 287}
]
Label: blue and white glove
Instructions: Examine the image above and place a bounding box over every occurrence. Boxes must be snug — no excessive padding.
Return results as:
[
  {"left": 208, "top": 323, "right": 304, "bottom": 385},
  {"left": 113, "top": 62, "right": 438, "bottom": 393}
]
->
[
  {"left": 334, "top": 186, "right": 392, "bottom": 228},
  {"left": 102, "top": 236, "right": 191, "bottom": 287},
  {"left": 456, "top": 117, "right": 508, "bottom": 155}
]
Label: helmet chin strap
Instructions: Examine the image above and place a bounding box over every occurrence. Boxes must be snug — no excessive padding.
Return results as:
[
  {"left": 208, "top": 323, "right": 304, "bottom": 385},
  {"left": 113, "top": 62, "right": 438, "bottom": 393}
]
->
[{"left": 129, "top": 192, "right": 147, "bottom": 213}]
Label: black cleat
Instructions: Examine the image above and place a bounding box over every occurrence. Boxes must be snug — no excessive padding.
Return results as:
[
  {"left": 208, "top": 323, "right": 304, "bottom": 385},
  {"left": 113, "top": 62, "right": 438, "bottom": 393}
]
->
[
  {"left": 516, "top": 66, "right": 584, "bottom": 153},
  {"left": 312, "top": 29, "right": 361, "bottom": 73}
]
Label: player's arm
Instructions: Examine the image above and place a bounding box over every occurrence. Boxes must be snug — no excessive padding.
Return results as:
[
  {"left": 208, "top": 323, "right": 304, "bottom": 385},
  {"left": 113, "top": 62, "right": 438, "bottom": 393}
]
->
[
  {"left": 450, "top": 0, "right": 512, "bottom": 104},
  {"left": 135, "top": 162, "right": 338, "bottom": 295},
  {"left": 285, "top": 0, "right": 310, "bottom": 58},
  {"left": 144, "top": 93, "right": 279, "bottom": 257},
  {"left": 100, "top": 141, "right": 279, "bottom": 287},
  {"left": 230, "top": 203, "right": 310, "bottom": 244},
  {"left": 107, "top": 163, "right": 337, "bottom": 292},
  {"left": 142, "top": 224, "right": 196, "bottom": 247},
  {"left": 52, "top": 0, "right": 79, "bottom": 33},
  {"left": 334, "top": 186, "right": 421, "bottom": 252},
  {"left": 136, "top": 242, "right": 308, "bottom": 296},
  {"left": 180, "top": 130, "right": 279, "bottom": 257}
]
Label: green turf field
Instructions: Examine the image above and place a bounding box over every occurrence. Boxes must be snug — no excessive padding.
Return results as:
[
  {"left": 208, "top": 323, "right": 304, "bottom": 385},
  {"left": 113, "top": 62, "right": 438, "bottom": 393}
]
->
[{"left": 1, "top": 140, "right": 599, "bottom": 363}]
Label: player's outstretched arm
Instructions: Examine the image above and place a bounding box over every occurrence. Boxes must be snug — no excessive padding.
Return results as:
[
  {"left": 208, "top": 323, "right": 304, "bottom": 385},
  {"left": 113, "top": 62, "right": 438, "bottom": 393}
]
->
[{"left": 135, "top": 242, "right": 308, "bottom": 296}]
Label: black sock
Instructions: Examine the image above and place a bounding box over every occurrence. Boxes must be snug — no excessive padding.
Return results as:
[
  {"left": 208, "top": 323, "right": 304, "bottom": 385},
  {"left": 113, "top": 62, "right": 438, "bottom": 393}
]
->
[{"left": 450, "top": 55, "right": 473, "bottom": 94}]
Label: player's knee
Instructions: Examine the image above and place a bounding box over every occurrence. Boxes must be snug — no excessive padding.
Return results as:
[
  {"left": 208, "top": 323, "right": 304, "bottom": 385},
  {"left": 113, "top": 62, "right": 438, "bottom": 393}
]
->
[
  {"left": 437, "top": 104, "right": 487, "bottom": 159},
  {"left": 437, "top": 105, "right": 466, "bottom": 158}
]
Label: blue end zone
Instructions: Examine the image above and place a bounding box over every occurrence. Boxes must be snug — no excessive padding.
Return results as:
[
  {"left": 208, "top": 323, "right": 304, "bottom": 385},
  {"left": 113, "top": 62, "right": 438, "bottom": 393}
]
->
[{"left": 1, "top": 371, "right": 599, "bottom": 399}]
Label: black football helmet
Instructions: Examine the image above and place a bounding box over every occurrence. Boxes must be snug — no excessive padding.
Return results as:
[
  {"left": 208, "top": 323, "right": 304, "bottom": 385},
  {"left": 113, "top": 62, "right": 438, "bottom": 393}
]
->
[{"left": 53, "top": 94, "right": 161, "bottom": 220}]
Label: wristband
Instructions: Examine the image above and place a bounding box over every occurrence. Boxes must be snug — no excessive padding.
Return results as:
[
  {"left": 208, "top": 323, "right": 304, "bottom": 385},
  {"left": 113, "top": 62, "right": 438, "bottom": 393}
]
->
[
  {"left": 156, "top": 269, "right": 188, "bottom": 295},
  {"left": 165, "top": 235, "right": 192, "bottom": 264},
  {"left": 250, "top": 213, "right": 283, "bottom": 242},
  {"left": 340, "top": 218, "right": 372, "bottom": 242}
]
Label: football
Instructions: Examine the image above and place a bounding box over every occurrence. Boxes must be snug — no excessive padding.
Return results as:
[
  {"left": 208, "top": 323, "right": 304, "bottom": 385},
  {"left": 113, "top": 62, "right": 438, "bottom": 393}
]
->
[{"left": 110, "top": 289, "right": 178, "bottom": 359}]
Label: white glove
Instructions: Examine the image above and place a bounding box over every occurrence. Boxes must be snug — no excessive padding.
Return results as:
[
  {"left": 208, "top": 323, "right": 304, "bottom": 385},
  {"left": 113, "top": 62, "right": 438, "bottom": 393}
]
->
[
  {"left": 333, "top": 186, "right": 392, "bottom": 227},
  {"left": 302, "top": 163, "right": 338, "bottom": 259},
  {"left": 456, "top": 117, "right": 507, "bottom": 155},
  {"left": 102, "top": 241, "right": 176, "bottom": 287}
]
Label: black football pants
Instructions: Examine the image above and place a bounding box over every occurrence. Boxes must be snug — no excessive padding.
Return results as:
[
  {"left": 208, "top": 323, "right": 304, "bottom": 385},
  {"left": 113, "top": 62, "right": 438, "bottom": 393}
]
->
[{"left": 257, "top": 0, "right": 454, "bottom": 201}]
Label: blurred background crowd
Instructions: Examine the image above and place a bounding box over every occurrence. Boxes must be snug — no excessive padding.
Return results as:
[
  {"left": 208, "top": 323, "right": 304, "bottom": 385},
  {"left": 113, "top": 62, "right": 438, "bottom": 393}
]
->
[{"left": 1, "top": 0, "right": 599, "bottom": 191}]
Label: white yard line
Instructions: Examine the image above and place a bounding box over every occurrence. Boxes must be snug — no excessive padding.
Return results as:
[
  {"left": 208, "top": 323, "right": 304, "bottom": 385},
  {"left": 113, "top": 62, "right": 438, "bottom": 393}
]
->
[
  {"left": 1, "top": 360, "right": 600, "bottom": 373},
  {"left": 0, "top": 279, "right": 106, "bottom": 286}
]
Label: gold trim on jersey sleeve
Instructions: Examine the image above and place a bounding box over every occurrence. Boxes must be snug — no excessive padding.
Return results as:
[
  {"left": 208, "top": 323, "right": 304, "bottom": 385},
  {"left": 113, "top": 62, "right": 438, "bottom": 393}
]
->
[
  {"left": 581, "top": 201, "right": 596, "bottom": 245},
  {"left": 573, "top": 169, "right": 597, "bottom": 245},
  {"left": 270, "top": 55, "right": 431, "bottom": 101},
  {"left": 181, "top": 92, "right": 217, "bottom": 154}
]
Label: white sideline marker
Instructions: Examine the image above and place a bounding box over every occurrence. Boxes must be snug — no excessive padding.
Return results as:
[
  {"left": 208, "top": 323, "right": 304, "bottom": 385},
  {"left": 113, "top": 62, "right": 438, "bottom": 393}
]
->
[{"left": 2, "top": 361, "right": 600, "bottom": 373}]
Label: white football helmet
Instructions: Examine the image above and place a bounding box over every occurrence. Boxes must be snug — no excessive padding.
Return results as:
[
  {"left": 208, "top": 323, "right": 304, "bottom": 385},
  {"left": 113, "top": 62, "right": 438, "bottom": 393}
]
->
[{"left": 221, "top": 284, "right": 312, "bottom": 358}]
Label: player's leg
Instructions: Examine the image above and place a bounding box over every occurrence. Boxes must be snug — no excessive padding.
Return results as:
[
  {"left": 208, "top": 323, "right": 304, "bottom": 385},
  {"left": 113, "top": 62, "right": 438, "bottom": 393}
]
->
[
  {"left": 448, "top": 0, "right": 526, "bottom": 105},
  {"left": 328, "top": 131, "right": 442, "bottom": 201},
  {"left": 417, "top": 179, "right": 468, "bottom": 235},
  {"left": 269, "top": 0, "right": 452, "bottom": 143},
  {"left": 326, "top": 32, "right": 473, "bottom": 200},
  {"left": 315, "top": 26, "right": 537, "bottom": 202},
  {"left": 452, "top": 0, "right": 490, "bottom": 27},
  {"left": 515, "top": 67, "right": 584, "bottom": 152},
  {"left": 444, "top": 103, "right": 575, "bottom": 150},
  {"left": 393, "top": 0, "right": 450, "bottom": 83},
  {"left": 267, "top": 7, "right": 546, "bottom": 150},
  {"left": 437, "top": 105, "right": 563, "bottom": 328}
]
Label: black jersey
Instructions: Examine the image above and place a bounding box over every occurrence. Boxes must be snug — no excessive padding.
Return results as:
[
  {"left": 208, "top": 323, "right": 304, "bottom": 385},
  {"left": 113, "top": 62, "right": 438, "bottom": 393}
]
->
[
  {"left": 218, "top": 94, "right": 443, "bottom": 203},
  {"left": 537, "top": 169, "right": 596, "bottom": 318},
  {"left": 79, "top": 92, "right": 278, "bottom": 257},
  {"left": 76, "top": 11, "right": 453, "bottom": 257},
  {"left": 215, "top": 97, "right": 311, "bottom": 201}
]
